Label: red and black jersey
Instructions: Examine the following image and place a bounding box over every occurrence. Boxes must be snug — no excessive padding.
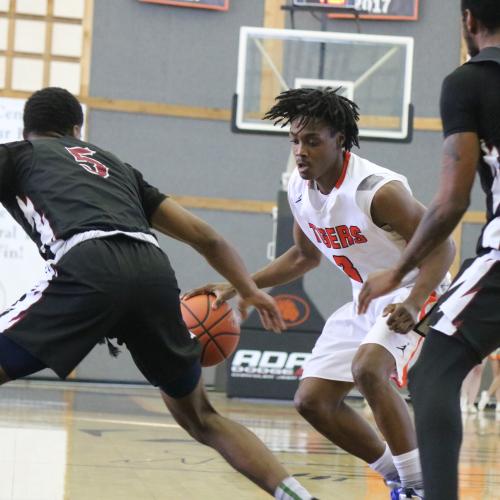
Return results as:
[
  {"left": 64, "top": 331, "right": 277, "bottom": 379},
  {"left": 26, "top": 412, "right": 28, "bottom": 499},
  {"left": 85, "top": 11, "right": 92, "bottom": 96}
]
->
[
  {"left": 440, "top": 46, "right": 500, "bottom": 254},
  {"left": 0, "top": 136, "right": 166, "bottom": 261}
]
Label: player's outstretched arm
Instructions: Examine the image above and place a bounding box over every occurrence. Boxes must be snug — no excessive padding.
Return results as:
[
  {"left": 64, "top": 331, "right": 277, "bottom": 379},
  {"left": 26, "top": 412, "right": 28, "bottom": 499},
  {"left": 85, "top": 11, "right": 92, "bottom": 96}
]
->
[
  {"left": 359, "top": 132, "right": 479, "bottom": 316},
  {"left": 150, "top": 198, "right": 285, "bottom": 332},
  {"left": 182, "top": 220, "right": 322, "bottom": 307},
  {"left": 252, "top": 221, "right": 322, "bottom": 288},
  {"left": 358, "top": 179, "right": 456, "bottom": 331}
]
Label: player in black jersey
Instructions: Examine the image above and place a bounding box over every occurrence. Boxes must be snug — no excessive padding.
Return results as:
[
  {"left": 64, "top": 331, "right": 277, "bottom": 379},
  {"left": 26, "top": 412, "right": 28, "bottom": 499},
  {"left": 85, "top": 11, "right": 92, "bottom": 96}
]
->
[
  {"left": 0, "top": 87, "right": 318, "bottom": 500},
  {"left": 358, "top": 1, "right": 500, "bottom": 499}
]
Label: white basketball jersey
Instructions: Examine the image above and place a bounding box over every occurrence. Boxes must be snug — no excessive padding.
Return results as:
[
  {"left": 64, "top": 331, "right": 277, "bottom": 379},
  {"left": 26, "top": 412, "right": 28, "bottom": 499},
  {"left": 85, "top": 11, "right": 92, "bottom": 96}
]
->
[{"left": 288, "top": 151, "right": 418, "bottom": 300}]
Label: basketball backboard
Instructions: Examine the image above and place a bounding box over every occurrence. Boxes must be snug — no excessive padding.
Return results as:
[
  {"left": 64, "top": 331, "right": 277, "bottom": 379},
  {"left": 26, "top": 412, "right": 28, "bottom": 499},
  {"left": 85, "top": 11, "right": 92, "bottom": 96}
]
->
[{"left": 233, "top": 26, "right": 414, "bottom": 141}]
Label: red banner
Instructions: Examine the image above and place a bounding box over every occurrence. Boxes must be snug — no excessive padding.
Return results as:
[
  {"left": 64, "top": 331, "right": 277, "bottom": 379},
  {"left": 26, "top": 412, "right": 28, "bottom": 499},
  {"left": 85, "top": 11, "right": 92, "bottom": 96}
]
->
[{"left": 139, "top": 0, "right": 229, "bottom": 11}]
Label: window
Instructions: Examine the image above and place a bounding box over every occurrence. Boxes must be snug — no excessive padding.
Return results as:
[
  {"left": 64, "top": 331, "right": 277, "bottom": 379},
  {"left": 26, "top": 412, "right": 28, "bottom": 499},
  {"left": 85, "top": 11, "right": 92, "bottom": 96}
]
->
[{"left": 0, "top": 0, "right": 91, "bottom": 96}]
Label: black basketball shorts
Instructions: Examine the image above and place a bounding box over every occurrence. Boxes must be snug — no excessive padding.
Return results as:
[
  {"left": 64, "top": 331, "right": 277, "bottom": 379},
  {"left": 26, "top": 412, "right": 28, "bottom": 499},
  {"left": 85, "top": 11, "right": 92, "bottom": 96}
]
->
[
  {"left": 422, "top": 249, "right": 500, "bottom": 359},
  {"left": 0, "top": 236, "right": 201, "bottom": 387}
]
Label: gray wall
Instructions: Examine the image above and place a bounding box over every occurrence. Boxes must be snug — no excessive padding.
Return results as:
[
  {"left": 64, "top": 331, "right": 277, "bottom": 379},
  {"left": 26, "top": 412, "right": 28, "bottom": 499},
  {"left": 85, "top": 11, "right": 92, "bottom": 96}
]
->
[{"left": 64, "top": 0, "right": 485, "bottom": 385}]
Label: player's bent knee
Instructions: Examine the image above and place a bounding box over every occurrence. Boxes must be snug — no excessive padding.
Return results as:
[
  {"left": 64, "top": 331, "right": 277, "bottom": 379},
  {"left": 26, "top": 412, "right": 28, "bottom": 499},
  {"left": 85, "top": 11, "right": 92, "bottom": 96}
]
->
[
  {"left": 352, "top": 345, "right": 394, "bottom": 388},
  {"left": 294, "top": 391, "right": 316, "bottom": 417},
  {"left": 294, "top": 387, "right": 331, "bottom": 418},
  {"left": 352, "top": 362, "right": 389, "bottom": 395},
  {"left": 294, "top": 383, "right": 317, "bottom": 414}
]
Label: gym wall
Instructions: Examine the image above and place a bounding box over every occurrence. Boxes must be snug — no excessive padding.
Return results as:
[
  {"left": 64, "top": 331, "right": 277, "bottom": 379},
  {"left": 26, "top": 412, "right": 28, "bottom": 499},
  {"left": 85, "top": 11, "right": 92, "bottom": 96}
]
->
[{"left": 0, "top": 0, "right": 484, "bottom": 386}]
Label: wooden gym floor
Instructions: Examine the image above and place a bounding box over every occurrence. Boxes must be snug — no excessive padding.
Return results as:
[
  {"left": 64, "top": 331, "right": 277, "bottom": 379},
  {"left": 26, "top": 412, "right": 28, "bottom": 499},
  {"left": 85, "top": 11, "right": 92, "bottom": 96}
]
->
[{"left": 0, "top": 381, "right": 498, "bottom": 500}]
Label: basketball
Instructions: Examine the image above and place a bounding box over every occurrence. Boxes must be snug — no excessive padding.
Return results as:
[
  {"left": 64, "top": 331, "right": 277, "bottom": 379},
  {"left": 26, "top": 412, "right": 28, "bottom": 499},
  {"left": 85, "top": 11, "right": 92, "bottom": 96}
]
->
[{"left": 180, "top": 293, "right": 240, "bottom": 367}]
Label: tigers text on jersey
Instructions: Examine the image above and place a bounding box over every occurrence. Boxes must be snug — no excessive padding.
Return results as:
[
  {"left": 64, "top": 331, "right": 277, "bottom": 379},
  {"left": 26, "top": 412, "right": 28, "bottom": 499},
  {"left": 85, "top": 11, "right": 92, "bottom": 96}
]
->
[
  {"left": 288, "top": 151, "right": 418, "bottom": 300},
  {"left": 0, "top": 137, "right": 166, "bottom": 262}
]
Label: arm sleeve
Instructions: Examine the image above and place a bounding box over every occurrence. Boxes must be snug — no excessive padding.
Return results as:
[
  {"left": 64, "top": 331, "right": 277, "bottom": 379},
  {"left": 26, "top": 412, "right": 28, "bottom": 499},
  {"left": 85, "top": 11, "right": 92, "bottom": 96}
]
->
[
  {"left": 440, "top": 68, "right": 479, "bottom": 138},
  {"left": 128, "top": 165, "right": 167, "bottom": 222}
]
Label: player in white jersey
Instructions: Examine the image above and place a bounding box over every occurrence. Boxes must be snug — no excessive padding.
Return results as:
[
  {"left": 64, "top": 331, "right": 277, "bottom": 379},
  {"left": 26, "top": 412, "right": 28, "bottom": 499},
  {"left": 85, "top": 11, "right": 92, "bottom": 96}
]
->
[
  {"left": 185, "top": 88, "right": 454, "bottom": 499},
  {"left": 287, "top": 150, "right": 434, "bottom": 387}
]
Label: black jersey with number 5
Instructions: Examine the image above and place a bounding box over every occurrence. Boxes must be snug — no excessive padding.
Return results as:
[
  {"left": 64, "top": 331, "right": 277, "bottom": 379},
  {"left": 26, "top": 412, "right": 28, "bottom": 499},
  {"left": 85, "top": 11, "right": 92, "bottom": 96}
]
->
[{"left": 0, "top": 137, "right": 166, "bottom": 261}]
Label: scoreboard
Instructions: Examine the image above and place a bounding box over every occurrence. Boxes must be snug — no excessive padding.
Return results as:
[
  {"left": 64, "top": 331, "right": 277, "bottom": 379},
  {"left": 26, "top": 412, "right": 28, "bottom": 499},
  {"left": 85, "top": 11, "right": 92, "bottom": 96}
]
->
[
  {"left": 292, "top": 0, "right": 419, "bottom": 21},
  {"left": 140, "top": 0, "right": 229, "bottom": 11}
]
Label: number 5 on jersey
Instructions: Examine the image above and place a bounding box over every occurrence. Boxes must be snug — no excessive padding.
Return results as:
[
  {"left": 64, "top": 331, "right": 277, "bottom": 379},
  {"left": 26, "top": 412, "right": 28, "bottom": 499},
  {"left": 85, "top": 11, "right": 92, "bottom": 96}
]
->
[
  {"left": 333, "top": 255, "right": 363, "bottom": 283},
  {"left": 66, "top": 146, "right": 110, "bottom": 178}
]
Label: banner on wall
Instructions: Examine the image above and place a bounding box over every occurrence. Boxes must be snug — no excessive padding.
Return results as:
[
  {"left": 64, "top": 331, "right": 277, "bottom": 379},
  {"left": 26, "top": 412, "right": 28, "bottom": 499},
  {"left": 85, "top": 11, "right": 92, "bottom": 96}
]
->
[
  {"left": 292, "top": 0, "right": 419, "bottom": 21},
  {"left": 139, "top": 0, "right": 229, "bottom": 11},
  {"left": 330, "top": 0, "right": 419, "bottom": 21}
]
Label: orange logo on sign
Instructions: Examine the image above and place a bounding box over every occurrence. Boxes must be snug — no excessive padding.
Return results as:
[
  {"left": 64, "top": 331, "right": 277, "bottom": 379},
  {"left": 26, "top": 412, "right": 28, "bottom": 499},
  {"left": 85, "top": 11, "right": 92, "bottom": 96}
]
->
[{"left": 274, "top": 294, "right": 311, "bottom": 328}]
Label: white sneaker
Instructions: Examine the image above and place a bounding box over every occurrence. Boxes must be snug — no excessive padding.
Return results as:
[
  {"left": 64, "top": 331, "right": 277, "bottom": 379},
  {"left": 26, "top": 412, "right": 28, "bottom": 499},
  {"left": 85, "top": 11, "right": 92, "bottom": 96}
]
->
[
  {"left": 467, "top": 403, "right": 478, "bottom": 413},
  {"left": 478, "top": 390, "right": 490, "bottom": 411}
]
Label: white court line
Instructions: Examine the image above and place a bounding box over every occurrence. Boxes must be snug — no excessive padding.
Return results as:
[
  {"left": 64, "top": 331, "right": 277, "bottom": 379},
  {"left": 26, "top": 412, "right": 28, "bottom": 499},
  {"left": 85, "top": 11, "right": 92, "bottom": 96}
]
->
[{"left": 73, "top": 416, "right": 180, "bottom": 429}]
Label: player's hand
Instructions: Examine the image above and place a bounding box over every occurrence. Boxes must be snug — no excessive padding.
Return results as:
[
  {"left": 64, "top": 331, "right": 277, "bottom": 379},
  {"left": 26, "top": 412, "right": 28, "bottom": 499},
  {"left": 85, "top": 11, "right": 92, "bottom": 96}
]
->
[
  {"left": 358, "top": 268, "right": 403, "bottom": 315},
  {"left": 383, "top": 300, "right": 420, "bottom": 334},
  {"left": 182, "top": 282, "right": 237, "bottom": 308},
  {"left": 238, "top": 290, "right": 286, "bottom": 334}
]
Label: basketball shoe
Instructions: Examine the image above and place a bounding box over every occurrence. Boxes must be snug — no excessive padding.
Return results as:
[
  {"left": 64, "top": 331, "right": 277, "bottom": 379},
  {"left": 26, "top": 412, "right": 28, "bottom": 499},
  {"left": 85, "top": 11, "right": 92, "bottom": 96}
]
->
[
  {"left": 390, "top": 487, "right": 424, "bottom": 499},
  {"left": 478, "top": 390, "right": 490, "bottom": 411}
]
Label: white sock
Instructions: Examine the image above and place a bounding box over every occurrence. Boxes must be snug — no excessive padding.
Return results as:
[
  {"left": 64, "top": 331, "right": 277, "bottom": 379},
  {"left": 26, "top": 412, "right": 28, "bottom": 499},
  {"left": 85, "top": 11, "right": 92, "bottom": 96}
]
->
[
  {"left": 369, "top": 443, "right": 399, "bottom": 482},
  {"left": 274, "top": 477, "right": 314, "bottom": 500},
  {"left": 393, "top": 448, "right": 423, "bottom": 490}
]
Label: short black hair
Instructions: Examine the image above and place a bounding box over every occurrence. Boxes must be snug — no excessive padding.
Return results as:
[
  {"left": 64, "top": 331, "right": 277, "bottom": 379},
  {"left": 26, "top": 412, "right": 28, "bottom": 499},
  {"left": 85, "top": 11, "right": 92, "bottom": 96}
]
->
[
  {"left": 23, "top": 87, "right": 84, "bottom": 136},
  {"left": 461, "top": 0, "right": 500, "bottom": 32},
  {"left": 264, "top": 87, "right": 360, "bottom": 151}
]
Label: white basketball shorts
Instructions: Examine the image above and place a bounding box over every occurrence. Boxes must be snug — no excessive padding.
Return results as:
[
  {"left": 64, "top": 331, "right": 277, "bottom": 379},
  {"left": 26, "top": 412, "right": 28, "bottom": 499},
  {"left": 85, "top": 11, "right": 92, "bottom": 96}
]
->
[{"left": 301, "top": 287, "right": 427, "bottom": 387}]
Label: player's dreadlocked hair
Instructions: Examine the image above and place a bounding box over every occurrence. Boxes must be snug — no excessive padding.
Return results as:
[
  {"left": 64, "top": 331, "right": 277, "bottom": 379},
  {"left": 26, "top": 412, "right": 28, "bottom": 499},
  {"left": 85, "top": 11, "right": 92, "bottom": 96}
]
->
[
  {"left": 264, "top": 87, "right": 360, "bottom": 151},
  {"left": 461, "top": 0, "right": 500, "bottom": 32},
  {"left": 23, "top": 87, "right": 83, "bottom": 136}
]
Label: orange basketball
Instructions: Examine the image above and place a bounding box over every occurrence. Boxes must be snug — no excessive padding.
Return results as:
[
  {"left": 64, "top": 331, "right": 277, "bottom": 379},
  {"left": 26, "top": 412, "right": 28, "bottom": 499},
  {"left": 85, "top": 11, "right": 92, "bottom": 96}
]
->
[{"left": 180, "top": 293, "right": 240, "bottom": 367}]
